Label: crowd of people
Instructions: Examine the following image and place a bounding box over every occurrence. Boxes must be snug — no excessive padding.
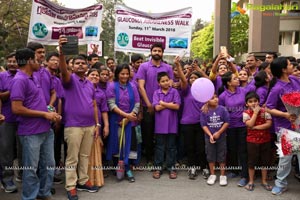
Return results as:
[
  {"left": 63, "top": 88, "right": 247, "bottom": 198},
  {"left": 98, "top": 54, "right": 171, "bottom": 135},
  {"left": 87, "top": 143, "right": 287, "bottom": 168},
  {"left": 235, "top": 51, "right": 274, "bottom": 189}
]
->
[{"left": 0, "top": 37, "right": 300, "bottom": 200}]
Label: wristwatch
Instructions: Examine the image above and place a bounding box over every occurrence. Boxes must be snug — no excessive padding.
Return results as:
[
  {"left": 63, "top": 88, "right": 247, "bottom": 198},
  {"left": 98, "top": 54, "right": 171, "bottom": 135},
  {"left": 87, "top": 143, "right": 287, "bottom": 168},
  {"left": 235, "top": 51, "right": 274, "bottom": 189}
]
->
[{"left": 96, "top": 123, "right": 101, "bottom": 127}]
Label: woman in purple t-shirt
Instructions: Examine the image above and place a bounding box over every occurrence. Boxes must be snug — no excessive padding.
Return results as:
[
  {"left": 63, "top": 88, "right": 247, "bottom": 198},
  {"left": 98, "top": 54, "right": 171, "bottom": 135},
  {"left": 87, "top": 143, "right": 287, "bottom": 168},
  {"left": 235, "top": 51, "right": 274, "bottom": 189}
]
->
[
  {"left": 265, "top": 57, "right": 300, "bottom": 195},
  {"left": 218, "top": 71, "right": 254, "bottom": 187},
  {"left": 106, "top": 64, "right": 140, "bottom": 183}
]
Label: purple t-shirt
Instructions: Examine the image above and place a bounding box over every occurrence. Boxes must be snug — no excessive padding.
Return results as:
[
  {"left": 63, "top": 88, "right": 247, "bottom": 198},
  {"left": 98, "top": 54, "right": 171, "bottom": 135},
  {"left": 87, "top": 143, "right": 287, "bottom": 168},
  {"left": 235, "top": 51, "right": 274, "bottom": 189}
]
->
[
  {"left": 106, "top": 82, "right": 140, "bottom": 124},
  {"left": 213, "top": 75, "right": 223, "bottom": 93},
  {"left": 33, "top": 67, "right": 54, "bottom": 105},
  {"left": 266, "top": 76, "right": 300, "bottom": 131},
  {"left": 200, "top": 105, "right": 230, "bottom": 138},
  {"left": 180, "top": 85, "right": 204, "bottom": 124},
  {"left": 63, "top": 74, "right": 96, "bottom": 127},
  {"left": 136, "top": 60, "right": 174, "bottom": 105},
  {"left": 95, "top": 86, "right": 109, "bottom": 124},
  {"left": 153, "top": 87, "right": 181, "bottom": 134},
  {"left": 219, "top": 87, "right": 253, "bottom": 128},
  {"left": 0, "top": 71, "right": 17, "bottom": 122},
  {"left": 256, "top": 85, "right": 268, "bottom": 106},
  {"left": 9, "top": 71, "right": 50, "bottom": 135}
]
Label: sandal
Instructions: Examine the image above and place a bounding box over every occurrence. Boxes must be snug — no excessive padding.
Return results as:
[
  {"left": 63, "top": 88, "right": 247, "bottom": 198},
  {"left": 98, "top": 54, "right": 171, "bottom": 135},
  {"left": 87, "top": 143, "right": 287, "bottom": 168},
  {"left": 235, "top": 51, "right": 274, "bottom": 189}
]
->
[
  {"left": 152, "top": 170, "right": 161, "bottom": 179},
  {"left": 261, "top": 183, "right": 272, "bottom": 191},
  {"left": 244, "top": 183, "right": 255, "bottom": 191},
  {"left": 169, "top": 171, "right": 177, "bottom": 179}
]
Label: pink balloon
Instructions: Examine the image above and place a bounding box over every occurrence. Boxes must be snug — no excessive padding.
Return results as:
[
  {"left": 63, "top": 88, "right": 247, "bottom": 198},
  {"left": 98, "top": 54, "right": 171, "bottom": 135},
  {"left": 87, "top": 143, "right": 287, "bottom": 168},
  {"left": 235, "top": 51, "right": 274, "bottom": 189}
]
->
[{"left": 191, "top": 78, "right": 215, "bottom": 103}]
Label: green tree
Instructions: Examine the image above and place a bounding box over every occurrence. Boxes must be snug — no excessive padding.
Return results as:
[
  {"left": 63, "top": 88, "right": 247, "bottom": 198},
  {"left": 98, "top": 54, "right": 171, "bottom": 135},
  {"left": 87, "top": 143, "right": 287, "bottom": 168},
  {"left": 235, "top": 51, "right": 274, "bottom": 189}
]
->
[
  {"left": 191, "top": 22, "right": 214, "bottom": 60},
  {"left": 230, "top": 14, "right": 249, "bottom": 56},
  {"left": 97, "top": 0, "right": 124, "bottom": 63},
  {"left": 192, "top": 18, "right": 207, "bottom": 34},
  {"left": 0, "top": 0, "right": 31, "bottom": 60},
  {"left": 191, "top": 13, "right": 249, "bottom": 60}
]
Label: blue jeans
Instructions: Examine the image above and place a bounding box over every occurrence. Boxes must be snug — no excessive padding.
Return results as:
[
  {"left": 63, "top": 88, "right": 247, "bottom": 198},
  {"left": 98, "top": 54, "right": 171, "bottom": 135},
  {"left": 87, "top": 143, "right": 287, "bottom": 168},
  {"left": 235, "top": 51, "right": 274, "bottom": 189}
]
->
[
  {"left": 19, "top": 130, "right": 55, "bottom": 200},
  {"left": 154, "top": 134, "right": 177, "bottom": 171},
  {"left": 275, "top": 153, "right": 300, "bottom": 188}
]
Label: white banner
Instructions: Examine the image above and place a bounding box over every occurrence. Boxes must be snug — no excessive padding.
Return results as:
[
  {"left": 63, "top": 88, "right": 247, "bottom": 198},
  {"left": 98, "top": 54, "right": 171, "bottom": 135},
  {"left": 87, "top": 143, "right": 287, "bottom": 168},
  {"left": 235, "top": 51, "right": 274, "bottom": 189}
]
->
[
  {"left": 28, "top": 0, "right": 103, "bottom": 45},
  {"left": 115, "top": 4, "right": 192, "bottom": 56}
]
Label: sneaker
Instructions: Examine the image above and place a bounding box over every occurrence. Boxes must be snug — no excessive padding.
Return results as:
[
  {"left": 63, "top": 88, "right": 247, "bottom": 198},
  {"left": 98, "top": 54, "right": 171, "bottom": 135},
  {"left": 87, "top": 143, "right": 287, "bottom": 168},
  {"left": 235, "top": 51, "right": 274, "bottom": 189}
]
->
[
  {"left": 126, "top": 170, "right": 135, "bottom": 183},
  {"left": 1, "top": 180, "right": 18, "bottom": 193},
  {"left": 219, "top": 175, "right": 227, "bottom": 186},
  {"left": 67, "top": 189, "right": 78, "bottom": 200},
  {"left": 227, "top": 172, "right": 238, "bottom": 178},
  {"left": 202, "top": 168, "right": 210, "bottom": 179},
  {"left": 271, "top": 186, "right": 287, "bottom": 195},
  {"left": 55, "top": 169, "right": 62, "bottom": 176},
  {"left": 237, "top": 178, "right": 248, "bottom": 187},
  {"left": 51, "top": 188, "right": 56, "bottom": 195},
  {"left": 15, "top": 175, "right": 22, "bottom": 183},
  {"left": 77, "top": 180, "right": 99, "bottom": 193},
  {"left": 207, "top": 175, "right": 217, "bottom": 185},
  {"left": 53, "top": 177, "right": 63, "bottom": 184},
  {"left": 188, "top": 168, "right": 197, "bottom": 180}
]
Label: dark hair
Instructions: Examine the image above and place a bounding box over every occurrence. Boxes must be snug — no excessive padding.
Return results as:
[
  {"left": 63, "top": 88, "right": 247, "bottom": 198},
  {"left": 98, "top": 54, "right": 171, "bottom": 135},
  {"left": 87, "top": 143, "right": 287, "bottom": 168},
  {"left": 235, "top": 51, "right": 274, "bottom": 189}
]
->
[
  {"left": 268, "top": 57, "right": 288, "bottom": 97},
  {"left": 46, "top": 52, "right": 59, "bottom": 62},
  {"left": 190, "top": 71, "right": 202, "bottom": 78},
  {"left": 245, "top": 91, "right": 260, "bottom": 103},
  {"left": 106, "top": 57, "right": 114, "bottom": 65},
  {"left": 78, "top": 54, "right": 87, "bottom": 60},
  {"left": 287, "top": 56, "right": 296, "bottom": 62},
  {"left": 87, "top": 68, "right": 100, "bottom": 76},
  {"left": 99, "top": 66, "right": 110, "bottom": 73},
  {"left": 218, "top": 71, "right": 233, "bottom": 95},
  {"left": 15, "top": 48, "right": 35, "bottom": 67},
  {"left": 266, "top": 52, "right": 278, "bottom": 59},
  {"left": 157, "top": 71, "right": 169, "bottom": 82},
  {"left": 87, "top": 53, "right": 99, "bottom": 61},
  {"left": 150, "top": 43, "right": 164, "bottom": 53},
  {"left": 258, "top": 62, "right": 270, "bottom": 71},
  {"left": 217, "top": 64, "right": 228, "bottom": 71},
  {"left": 26, "top": 42, "right": 44, "bottom": 51},
  {"left": 131, "top": 54, "right": 143, "bottom": 63},
  {"left": 6, "top": 52, "right": 16, "bottom": 60},
  {"left": 114, "top": 63, "right": 130, "bottom": 82},
  {"left": 254, "top": 70, "right": 268, "bottom": 88},
  {"left": 247, "top": 54, "right": 258, "bottom": 61},
  {"left": 270, "top": 57, "right": 288, "bottom": 79},
  {"left": 91, "top": 62, "right": 104, "bottom": 70},
  {"left": 66, "top": 57, "right": 73, "bottom": 65},
  {"left": 291, "top": 62, "right": 298, "bottom": 67},
  {"left": 239, "top": 68, "right": 250, "bottom": 77},
  {"left": 72, "top": 55, "right": 87, "bottom": 65}
]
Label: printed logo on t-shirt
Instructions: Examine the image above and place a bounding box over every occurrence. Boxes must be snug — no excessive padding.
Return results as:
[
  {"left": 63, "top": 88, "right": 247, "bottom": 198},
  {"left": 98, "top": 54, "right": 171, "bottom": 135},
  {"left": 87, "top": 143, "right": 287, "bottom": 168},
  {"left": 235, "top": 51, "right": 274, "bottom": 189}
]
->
[{"left": 208, "top": 113, "right": 224, "bottom": 129}]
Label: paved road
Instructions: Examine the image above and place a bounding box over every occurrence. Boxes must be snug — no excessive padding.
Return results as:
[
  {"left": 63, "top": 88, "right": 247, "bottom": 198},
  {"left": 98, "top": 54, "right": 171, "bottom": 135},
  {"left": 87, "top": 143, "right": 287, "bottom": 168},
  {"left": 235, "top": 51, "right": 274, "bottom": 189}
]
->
[{"left": 2, "top": 169, "right": 300, "bottom": 200}]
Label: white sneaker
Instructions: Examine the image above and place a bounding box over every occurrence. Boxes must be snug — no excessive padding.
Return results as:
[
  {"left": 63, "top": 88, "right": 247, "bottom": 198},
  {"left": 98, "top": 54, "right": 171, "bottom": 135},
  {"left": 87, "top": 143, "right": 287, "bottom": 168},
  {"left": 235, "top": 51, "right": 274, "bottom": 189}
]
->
[
  {"left": 207, "top": 175, "right": 217, "bottom": 185},
  {"left": 219, "top": 175, "right": 227, "bottom": 186}
]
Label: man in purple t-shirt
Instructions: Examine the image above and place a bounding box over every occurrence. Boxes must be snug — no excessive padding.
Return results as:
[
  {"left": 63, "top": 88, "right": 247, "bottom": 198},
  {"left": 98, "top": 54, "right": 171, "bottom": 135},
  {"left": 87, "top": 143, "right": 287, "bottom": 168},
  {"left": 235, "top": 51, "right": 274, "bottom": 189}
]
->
[
  {"left": 136, "top": 43, "right": 174, "bottom": 164},
  {"left": 0, "top": 52, "right": 18, "bottom": 193},
  {"left": 58, "top": 36, "right": 100, "bottom": 200},
  {"left": 26, "top": 42, "right": 57, "bottom": 109},
  {"left": 10, "top": 48, "right": 61, "bottom": 200}
]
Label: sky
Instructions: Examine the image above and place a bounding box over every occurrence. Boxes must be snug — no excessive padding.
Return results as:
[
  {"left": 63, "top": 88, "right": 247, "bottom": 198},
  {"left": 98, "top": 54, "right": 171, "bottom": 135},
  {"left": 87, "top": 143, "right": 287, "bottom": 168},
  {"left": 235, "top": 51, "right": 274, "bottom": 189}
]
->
[{"left": 57, "top": 0, "right": 214, "bottom": 23}]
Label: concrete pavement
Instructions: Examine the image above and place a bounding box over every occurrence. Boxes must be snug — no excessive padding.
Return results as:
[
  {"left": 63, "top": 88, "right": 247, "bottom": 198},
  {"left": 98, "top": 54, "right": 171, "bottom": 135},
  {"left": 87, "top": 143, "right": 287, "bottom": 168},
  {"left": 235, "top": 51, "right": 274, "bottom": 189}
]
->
[{"left": 2, "top": 169, "right": 300, "bottom": 200}]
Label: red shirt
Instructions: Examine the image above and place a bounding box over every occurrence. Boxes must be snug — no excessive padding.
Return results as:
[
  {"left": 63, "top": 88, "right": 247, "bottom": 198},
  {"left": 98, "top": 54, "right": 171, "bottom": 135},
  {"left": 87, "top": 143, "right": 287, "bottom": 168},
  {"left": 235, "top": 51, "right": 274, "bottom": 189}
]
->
[{"left": 243, "top": 108, "right": 271, "bottom": 144}]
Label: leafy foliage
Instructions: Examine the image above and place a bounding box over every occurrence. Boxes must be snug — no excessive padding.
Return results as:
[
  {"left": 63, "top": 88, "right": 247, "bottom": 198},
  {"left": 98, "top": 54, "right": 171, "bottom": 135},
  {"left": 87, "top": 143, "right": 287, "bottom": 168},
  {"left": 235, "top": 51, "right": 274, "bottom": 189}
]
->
[
  {"left": 191, "top": 14, "right": 249, "bottom": 60},
  {"left": 230, "top": 14, "right": 249, "bottom": 56},
  {"left": 191, "top": 22, "right": 214, "bottom": 60}
]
